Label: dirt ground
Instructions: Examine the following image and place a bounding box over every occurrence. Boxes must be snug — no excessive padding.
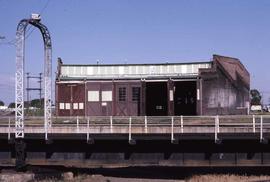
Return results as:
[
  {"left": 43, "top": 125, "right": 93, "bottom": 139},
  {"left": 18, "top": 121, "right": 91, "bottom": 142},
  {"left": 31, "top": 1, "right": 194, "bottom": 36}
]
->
[
  {"left": 2, "top": 166, "right": 270, "bottom": 182},
  {"left": 65, "top": 174, "right": 270, "bottom": 182},
  {"left": 2, "top": 172, "right": 270, "bottom": 182}
]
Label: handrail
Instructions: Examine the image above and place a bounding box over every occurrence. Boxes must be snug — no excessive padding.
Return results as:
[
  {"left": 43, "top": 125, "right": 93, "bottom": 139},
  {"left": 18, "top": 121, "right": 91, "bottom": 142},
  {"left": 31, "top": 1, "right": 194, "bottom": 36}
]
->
[{"left": 1, "top": 115, "right": 270, "bottom": 144}]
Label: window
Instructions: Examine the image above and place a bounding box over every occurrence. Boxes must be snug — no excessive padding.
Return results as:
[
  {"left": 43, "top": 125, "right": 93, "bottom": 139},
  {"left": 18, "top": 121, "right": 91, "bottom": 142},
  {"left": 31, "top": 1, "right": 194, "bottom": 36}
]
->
[
  {"left": 132, "top": 87, "right": 140, "bottom": 101},
  {"left": 65, "top": 103, "right": 70, "bottom": 110},
  {"left": 79, "top": 103, "right": 84, "bottom": 109},
  {"left": 88, "top": 91, "right": 99, "bottom": 102},
  {"left": 102, "top": 91, "right": 112, "bottom": 101},
  {"left": 118, "top": 87, "right": 126, "bottom": 101},
  {"left": 73, "top": 103, "right": 78, "bottom": 110},
  {"left": 59, "top": 103, "right": 65, "bottom": 110}
]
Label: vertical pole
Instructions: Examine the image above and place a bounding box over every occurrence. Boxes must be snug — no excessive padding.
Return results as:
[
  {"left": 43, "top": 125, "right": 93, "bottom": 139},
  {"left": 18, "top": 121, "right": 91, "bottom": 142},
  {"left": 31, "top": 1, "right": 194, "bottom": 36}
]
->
[
  {"left": 171, "top": 116, "right": 174, "bottom": 142},
  {"left": 181, "top": 115, "right": 183, "bottom": 133},
  {"left": 15, "top": 139, "right": 26, "bottom": 171},
  {"left": 39, "top": 73, "right": 42, "bottom": 104},
  {"left": 260, "top": 115, "right": 263, "bottom": 142},
  {"left": 26, "top": 72, "right": 29, "bottom": 109},
  {"left": 84, "top": 81, "right": 87, "bottom": 118},
  {"left": 253, "top": 115, "right": 255, "bottom": 133},
  {"left": 215, "top": 116, "right": 218, "bottom": 143},
  {"left": 129, "top": 117, "right": 132, "bottom": 142},
  {"left": 15, "top": 21, "right": 26, "bottom": 139},
  {"left": 76, "top": 116, "right": 79, "bottom": 133},
  {"left": 45, "top": 116, "right": 48, "bottom": 140},
  {"left": 87, "top": 117, "right": 89, "bottom": 142},
  {"left": 8, "top": 117, "right": 10, "bottom": 140},
  {"left": 144, "top": 116, "right": 147, "bottom": 133},
  {"left": 217, "top": 115, "right": 220, "bottom": 133},
  {"left": 110, "top": 116, "right": 113, "bottom": 133},
  {"left": 44, "top": 122, "right": 48, "bottom": 140},
  {"left": 199, "top": 78, "right": 203, "bottom": 115}
]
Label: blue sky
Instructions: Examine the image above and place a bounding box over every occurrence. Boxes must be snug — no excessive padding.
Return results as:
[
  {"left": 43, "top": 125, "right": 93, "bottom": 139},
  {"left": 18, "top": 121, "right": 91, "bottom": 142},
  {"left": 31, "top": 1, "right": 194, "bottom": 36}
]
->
[{"left": 0, "top": 0, "right": 270, "bottom": 105}]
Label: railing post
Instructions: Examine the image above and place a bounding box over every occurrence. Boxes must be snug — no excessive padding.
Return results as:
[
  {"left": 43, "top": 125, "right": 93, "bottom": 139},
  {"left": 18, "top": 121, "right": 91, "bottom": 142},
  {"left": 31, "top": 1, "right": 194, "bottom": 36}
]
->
[
  {"left": 8, "top": 117, "right": 10, "bottom": 140},
  {"left": 214, "top": 116, "right": 218, "bottom": 143},
  {"left": 180, "top": 115, "right": 183, "bottom": 133},
  {"left": 260, "top": 115, "right": 263, "bottom": 142},
  {"left": 253, "top": 115, "right": 255, "bottom": 133},
  {"left": 129, "top": 117, "right": 132, "bottom": 142},
  {"left": 144, "top": 116, "right": 147, "bottom": 133},
  {"left": 217, "top": 115, "right": 220, "bottom": 133},
  {"left": 76, "top": 116, "right": 79, "bottom": 133},
  {"left": 87, "top": 117, "right": 89, "bottom": 142},
  {"left": 110, "top": 116, "right": 113, "bottom": 133},
  {"left": 171, "top": 116, "right": 174, "bottom": 142}
]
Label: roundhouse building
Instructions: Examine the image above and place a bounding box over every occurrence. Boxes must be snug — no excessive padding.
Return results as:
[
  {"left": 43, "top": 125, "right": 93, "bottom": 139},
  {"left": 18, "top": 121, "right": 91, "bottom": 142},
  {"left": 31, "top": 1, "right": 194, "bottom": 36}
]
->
[{"left": 55, "top": 55, "right": 250, "bottom": 116}]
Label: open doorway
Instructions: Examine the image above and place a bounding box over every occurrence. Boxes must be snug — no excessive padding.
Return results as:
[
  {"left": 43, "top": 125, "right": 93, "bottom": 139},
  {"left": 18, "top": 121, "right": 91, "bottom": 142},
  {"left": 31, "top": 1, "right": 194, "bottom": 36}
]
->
[
  {"left": 174, "top": 81, "right": 197, "bottom": 116},
  {"left": 146, "top": 82, "right": 168, "bottom": 116}
]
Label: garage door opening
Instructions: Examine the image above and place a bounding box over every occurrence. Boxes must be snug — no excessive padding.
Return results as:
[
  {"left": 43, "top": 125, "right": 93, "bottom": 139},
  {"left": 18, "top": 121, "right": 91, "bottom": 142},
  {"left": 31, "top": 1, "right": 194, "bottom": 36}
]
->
[
  {"left": 174, "top": 81, "right": 197, "bottom": 116},
  {"left": 146, "top": 82, "right": 168, "bottom": 116}
]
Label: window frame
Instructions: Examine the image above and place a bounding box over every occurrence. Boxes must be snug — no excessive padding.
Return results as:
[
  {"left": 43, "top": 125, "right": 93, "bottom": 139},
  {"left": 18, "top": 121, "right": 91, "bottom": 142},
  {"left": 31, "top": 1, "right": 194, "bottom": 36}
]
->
[
  {"left": 118, "top": 87, "right": 127, "bottom": 102},
  {"left": 132, "top": 87, "right": 141, "bottom": 102}
]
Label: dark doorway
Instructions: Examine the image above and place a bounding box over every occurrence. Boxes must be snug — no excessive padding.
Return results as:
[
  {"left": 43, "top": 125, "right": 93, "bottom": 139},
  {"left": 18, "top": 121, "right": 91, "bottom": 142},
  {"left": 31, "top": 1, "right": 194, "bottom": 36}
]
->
[
  {"left": 146, "top": 82, "right": 168, "bottom": 116},
  {"left": 174, "top": 81, "right": 197, "bottom": 115}
]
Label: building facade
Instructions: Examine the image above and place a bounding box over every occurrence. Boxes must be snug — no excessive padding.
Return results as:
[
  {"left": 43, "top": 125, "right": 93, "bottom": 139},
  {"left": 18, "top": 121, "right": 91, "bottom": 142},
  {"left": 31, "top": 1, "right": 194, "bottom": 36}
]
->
[{"left": 55, "top": 55, "right": 250, "bottom": 116}]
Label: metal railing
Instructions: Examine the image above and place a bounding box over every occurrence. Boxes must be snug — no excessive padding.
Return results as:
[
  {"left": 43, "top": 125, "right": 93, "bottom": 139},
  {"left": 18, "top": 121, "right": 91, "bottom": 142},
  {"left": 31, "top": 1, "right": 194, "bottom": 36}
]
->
[{"left": 0, "top": 115, "right": 270, "bottom": 143}]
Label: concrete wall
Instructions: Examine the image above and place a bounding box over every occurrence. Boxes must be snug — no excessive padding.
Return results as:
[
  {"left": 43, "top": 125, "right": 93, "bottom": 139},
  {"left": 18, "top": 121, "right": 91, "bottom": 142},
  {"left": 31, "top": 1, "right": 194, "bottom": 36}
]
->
[{"left": 200, "top": 55, "right": 250, "bottom": 115}]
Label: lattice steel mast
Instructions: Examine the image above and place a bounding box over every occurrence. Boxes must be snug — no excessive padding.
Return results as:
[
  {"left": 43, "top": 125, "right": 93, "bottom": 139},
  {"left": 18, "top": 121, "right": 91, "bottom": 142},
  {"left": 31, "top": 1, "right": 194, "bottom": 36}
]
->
[{"left": 15, "top": 16, "right": 52, "bottom": 138}]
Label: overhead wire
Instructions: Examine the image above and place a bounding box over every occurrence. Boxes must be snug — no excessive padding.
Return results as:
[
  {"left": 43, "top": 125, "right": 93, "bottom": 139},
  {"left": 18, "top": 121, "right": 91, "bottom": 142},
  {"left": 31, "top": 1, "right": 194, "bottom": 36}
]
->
[
  {"left": 0, "top": 0, "right": 51, "bottom": 45},
  {"left": 24, "top": 0, "right": 51, "bottom": 40}
]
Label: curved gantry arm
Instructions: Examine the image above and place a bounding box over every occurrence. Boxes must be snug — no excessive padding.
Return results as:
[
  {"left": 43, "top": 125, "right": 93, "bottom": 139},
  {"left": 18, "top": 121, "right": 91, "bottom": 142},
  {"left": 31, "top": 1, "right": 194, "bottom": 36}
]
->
[{"left": 15, "top": 19, "right": 52, "bottom": 138}]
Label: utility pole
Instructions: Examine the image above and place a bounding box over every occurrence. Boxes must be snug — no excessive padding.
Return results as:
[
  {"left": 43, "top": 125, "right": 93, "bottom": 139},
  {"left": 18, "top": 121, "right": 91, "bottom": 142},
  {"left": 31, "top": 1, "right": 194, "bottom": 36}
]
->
[{"left": 26, "top": 72, "right": 42, "bottom": 108}]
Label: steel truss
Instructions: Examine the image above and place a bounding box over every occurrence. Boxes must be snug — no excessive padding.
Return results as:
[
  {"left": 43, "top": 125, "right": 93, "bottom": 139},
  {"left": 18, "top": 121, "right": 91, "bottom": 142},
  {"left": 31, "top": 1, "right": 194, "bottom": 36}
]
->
[{"left": 15, "top": 18, "right": 52, "bottom": 138}]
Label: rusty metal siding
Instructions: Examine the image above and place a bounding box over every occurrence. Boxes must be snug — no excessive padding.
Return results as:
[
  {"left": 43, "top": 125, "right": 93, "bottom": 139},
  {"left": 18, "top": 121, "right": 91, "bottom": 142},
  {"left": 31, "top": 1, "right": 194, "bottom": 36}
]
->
[
  {"left": 56, "top": 83, "right": 71, "bottom": 116},
  {"left": 129, "top": 83, "right": 142, "bottom": 116},
  {"left": 213, "top": 55, "right": 250, "bottom": 89},
  {"left": 55, "top": 82, "right": 59, "bottom": 116},
  {"left": 56, "top": 83, "right": 85, "bottom": 116},
  {"left": 115, "top": 83, "right": 129, "bottom": 116},
  {"left": 85, "top": 82, "right": 113, "bottom": 116},
  {"left": 114, "top": 81, "right": 142, "bottom": 116},
  {"left": 85, "top": 82, "right": 101, "bottom": 116},
  {"left": 56, "top": 55, "right": 250, "bottom": 116},
  {"left": 71, "top": 84, "right": 85, "bottom": 116},
  {"left": 100, "top": 82, "right": 113, "bottom": 116}
]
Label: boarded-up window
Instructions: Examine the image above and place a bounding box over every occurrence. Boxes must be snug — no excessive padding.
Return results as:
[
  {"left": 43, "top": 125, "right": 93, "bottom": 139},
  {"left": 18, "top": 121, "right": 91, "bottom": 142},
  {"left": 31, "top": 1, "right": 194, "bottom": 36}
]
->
[
  {"left": 132, "top": 87, "right": 140, "bottom": 101},
  {"left": 79, "top": 103, "right": 84, "bottom": 109},
  {"left": 118, "top": 87, "right": 126, "bottom": 101},
  {"left": 73, "top": 103, "right": 78, "bottom": 110},
  {"left": 59, "top": 103, "right": 65, "bottom": 110},
  {"left": 88, "top": 91, "right": 99, "bottom": 102},
  {"left": 102, "top": 91, "right": 112, "bottom": 101},
  {"left": 65, "top": 103, "right": 70, "bottom": 110}
]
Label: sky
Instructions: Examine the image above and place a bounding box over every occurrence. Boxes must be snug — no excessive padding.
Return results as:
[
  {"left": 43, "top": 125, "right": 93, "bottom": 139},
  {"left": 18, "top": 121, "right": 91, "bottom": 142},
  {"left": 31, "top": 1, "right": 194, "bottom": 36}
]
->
[{"left": 0, "top": 0, "right": 270, "bottom": 105}]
